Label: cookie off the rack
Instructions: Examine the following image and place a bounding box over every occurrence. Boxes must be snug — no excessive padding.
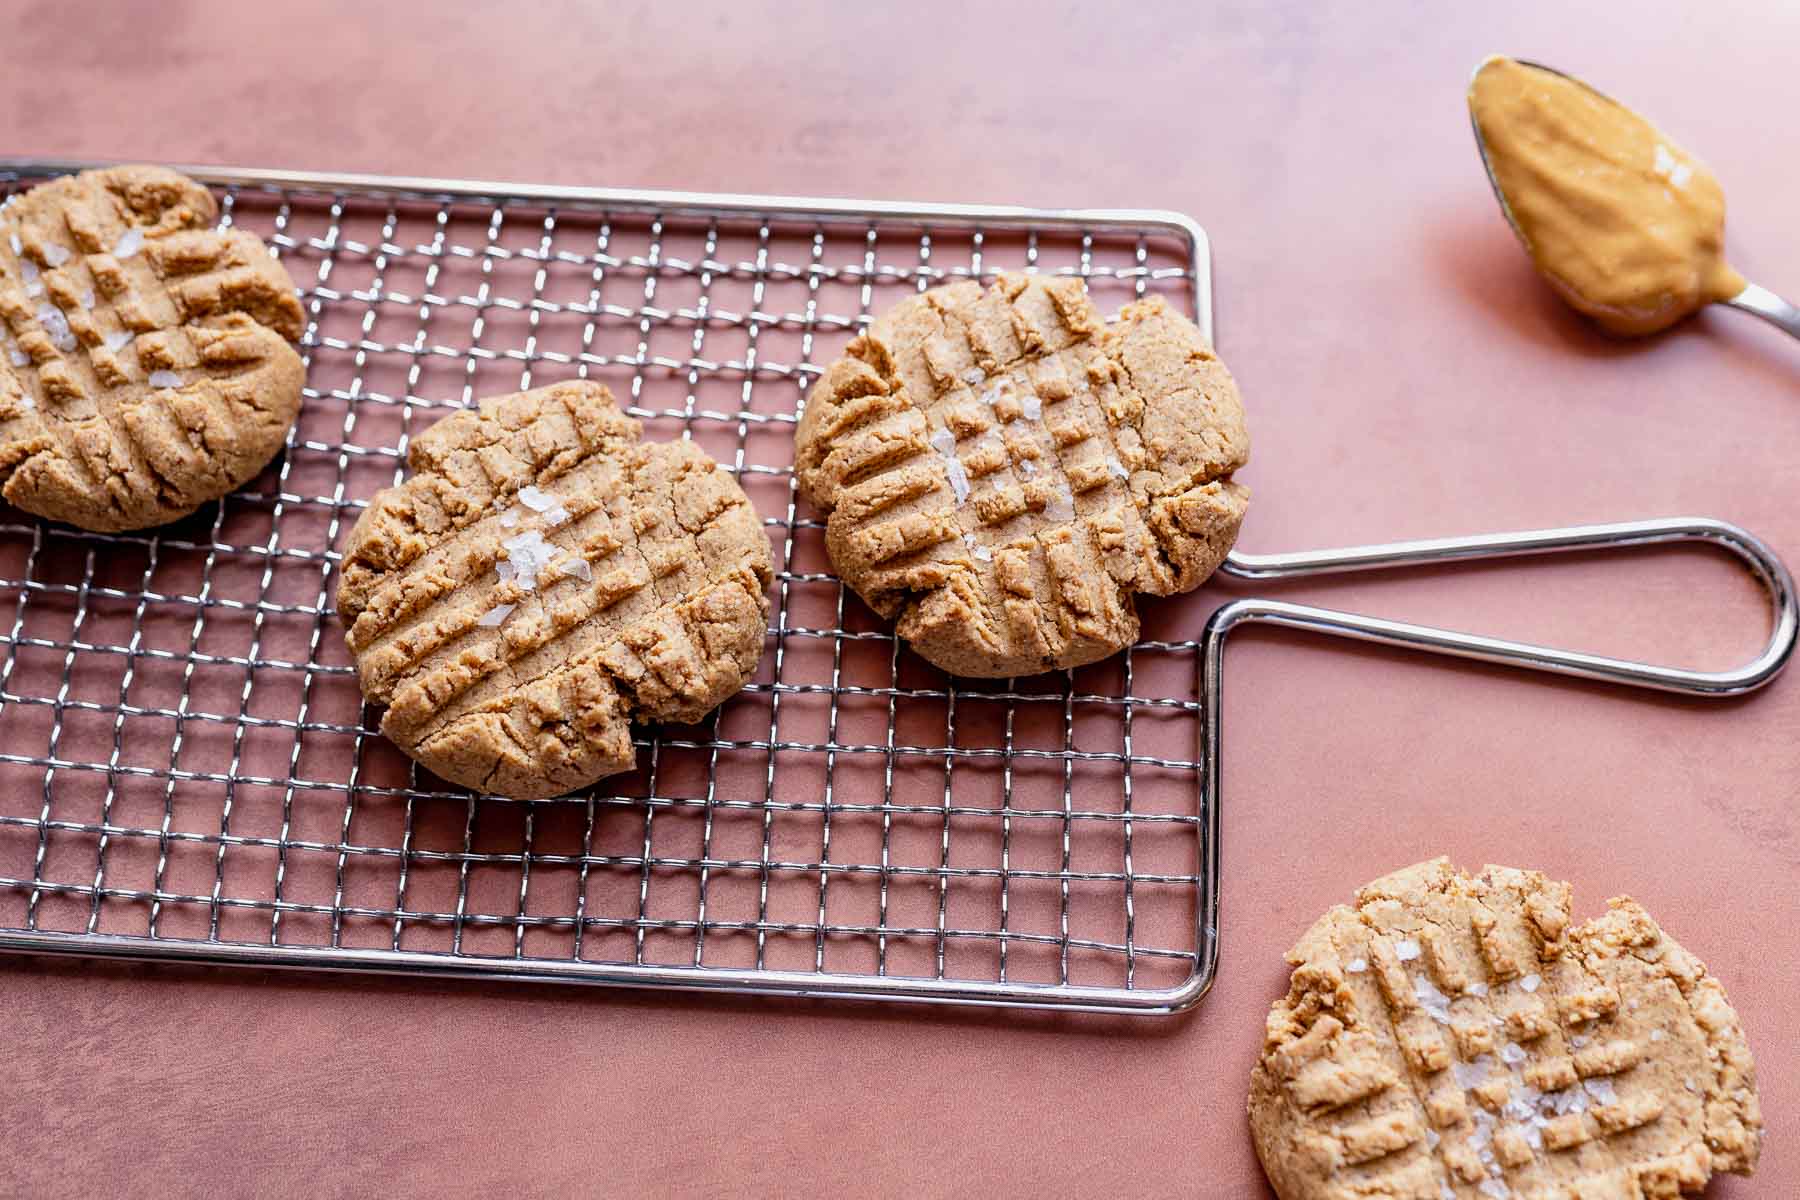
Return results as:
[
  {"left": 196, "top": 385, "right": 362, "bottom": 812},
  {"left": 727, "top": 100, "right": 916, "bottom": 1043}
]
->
[
  {"left": 336, "top": 381, "right": 772, "bottom": 800},
  {"left": 0, "top": 165, "right": 304, "bottom": 531},
  {"left": 1249, "top": 858, "right": 1760, "bottom": 1200},
  {"left": 795, "top": 272, "right": 1247, "bottom": 677}
]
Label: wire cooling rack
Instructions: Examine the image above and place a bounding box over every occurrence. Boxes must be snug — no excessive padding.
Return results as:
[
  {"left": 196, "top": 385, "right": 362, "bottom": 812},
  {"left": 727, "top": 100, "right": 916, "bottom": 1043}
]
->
[
  {"left": 0, "top": 161, "right": 1228, "bottom": 1011},
  {"left": 4, "top": 163, "right": 1795, "bottom": 1015}
]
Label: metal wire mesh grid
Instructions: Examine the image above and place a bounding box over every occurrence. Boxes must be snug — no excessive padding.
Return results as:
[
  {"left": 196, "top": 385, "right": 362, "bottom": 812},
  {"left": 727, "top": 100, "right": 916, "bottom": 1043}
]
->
[{"left": 0, "top": 163, "right": 1217, "bottom": 1012}]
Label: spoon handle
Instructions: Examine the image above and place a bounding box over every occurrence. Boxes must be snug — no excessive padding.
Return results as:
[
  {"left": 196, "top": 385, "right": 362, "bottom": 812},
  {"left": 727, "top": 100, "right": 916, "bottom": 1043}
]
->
[{"left": 1724, "top": 282, "right": 1800, "bottom": 340}]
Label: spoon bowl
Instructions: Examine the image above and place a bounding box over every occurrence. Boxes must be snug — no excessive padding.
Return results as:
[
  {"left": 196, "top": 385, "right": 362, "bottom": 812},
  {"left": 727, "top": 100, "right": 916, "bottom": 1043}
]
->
[{"left": 1468, "top": 56, "right": 1800, "bottom": 341}]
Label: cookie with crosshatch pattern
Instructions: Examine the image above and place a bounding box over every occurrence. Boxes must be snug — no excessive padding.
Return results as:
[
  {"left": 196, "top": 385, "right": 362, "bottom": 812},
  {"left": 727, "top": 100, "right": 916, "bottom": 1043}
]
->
[
  {"left": 337, "top": 380, "right": 773, "bottom": 800},
  {"left": 0, "top": 165, "right": 305, "bottom": 531},
  {"left": 1249, "top": 858, "right": 1760, "bottom": 1200},
  {"left": 794, "top": 272, "right": 1248, "bottom": 678}
]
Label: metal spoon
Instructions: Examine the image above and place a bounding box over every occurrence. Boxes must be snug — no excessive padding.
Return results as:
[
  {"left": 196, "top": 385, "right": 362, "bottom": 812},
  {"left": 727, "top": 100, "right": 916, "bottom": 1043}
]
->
[{"left": 1468, "top": 58, "right": 1800, "bottom": 341}]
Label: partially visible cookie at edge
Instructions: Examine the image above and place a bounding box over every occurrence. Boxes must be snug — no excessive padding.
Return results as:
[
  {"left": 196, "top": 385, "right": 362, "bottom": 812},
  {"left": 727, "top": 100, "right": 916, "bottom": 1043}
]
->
[
  {"left": 0, "top": 165, "right": 305, "bottom": 531},
  {"left": 337, "top": 380, "right": 773, "bottom": 800},
  {"left": 795, "top": 272, "right": 1247, "bottom": 678},
  {"left": 1249, "top": 857, "right": 1761, "bottom": 1200}
]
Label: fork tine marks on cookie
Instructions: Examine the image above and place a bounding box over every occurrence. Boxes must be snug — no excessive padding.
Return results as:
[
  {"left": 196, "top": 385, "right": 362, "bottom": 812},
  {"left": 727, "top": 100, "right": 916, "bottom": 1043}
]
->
[{"left": 1251, "top": 859, "right": 1761, "bottom": 1200}]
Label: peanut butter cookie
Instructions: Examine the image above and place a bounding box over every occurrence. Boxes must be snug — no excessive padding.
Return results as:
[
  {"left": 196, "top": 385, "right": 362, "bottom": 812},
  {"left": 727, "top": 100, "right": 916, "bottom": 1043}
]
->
[
  {"left": 795, "top": 274, "right": 1247, "bottom": 677},
  {"left": 1250, "top": 858, "right": 1760, "bottom": 1200},
  {"left": 337, "top": 380, "right": 772, "bottom": 800},
  {"left": 0, "top": 166, "right": 305, "bottom": 531}
]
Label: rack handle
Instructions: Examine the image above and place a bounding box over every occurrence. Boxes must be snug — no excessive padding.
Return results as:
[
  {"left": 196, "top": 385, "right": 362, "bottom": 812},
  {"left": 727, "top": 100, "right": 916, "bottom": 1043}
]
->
[{"left": 1210, "top": 517, "right": 1797, "bottom": 696}]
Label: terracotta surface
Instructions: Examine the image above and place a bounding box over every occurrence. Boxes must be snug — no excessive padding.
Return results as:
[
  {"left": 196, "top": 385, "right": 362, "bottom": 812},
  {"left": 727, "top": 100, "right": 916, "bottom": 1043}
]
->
[{"left": 3, "top": 1, "right": 1799, "bottom": 1195}]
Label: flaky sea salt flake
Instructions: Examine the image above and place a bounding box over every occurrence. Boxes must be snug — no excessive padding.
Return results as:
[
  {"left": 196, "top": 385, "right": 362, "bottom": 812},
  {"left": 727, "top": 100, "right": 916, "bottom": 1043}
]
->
[
  {"left": 944, "top": 457, "right": 970, "bottom": 504},
  {"left": 1413, "top": 974, "right": 1453, "bottom": 1025},
  {"left": 36, "top": 305, "right": 75, "bottom": 351},
  {"left": 517, "top": 484, "right": 555, "bottom": 512},
  {"left": 103, "top": 329, "right": 132, "bottom": 353},
  {"left": 1500, "top": 1042, "right": 1527, "bottom": 1066},
  {"left": 113, "top": 228, "right": 144, "bottom": 258},
  {"left": 42, "top": 244, "right": 69, "bottom": 267},
  {"left": 1345, "top": 957, "right": 1367, "bottom": 974},
  {"left": 1020, "top": 393, "right": 1042, "bottom": 421},
  {"left": 1518, "top": 973, "right": 1541, "bottom": 993},
  {"left": 500, "top": 528, "right": 557, "bottom": 590},
  {"left": 7, "top": 347, "right": 26, "bottom": 367},
  {"left": 1547, "top": 1086, "right": 1587, "bottom": 1116},
  {"left": 499, "top": 509, "right": 520, "bottom": 529},
  {"left": 148, "top": 369, "right": 183, "bottom": 389},
  {"left": 1451, "top": 1054, "right": 1494, "bottom": 1090},
  {"left": 477, "top": 603, "right": 515, "bottom": 627},
  {"left": 960, "top": 367, "right": 985, "bottom": 385},
  {"left": 1394, "top": 938, "right": 1421, "bottom": 961}
]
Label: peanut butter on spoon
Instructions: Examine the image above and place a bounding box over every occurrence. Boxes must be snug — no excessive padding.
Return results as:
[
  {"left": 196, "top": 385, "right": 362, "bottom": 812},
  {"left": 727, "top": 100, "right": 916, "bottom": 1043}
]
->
[{"left": 1468, "top": 55, "right": 1755, "bottom": 336}]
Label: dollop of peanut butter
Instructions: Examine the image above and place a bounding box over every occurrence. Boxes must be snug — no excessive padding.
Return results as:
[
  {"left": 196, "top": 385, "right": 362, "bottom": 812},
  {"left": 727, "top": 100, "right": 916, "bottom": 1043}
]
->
[{"left": 1469, "top": 55, "right": 1744, "bottom": 335}]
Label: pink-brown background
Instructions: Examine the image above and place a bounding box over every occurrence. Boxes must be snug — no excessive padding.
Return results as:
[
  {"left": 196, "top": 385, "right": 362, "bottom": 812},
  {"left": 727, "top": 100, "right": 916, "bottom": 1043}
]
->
[{"left": 2, "top": 1, "right": 1797, "bottom": 1195}]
